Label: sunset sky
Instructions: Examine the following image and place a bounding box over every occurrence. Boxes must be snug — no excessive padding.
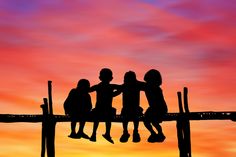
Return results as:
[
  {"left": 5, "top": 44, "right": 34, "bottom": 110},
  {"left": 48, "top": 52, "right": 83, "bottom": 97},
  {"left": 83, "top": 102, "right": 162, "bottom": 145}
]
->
[{"left": 0, "top": 0, "right": 236, "bottom": 157}]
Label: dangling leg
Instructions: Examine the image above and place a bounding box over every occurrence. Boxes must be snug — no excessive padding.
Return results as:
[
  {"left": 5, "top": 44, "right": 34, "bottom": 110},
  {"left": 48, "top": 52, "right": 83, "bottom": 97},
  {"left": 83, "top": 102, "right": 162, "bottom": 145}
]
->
[
  {"left": 143, "top": 119, "right": 156, "bottom": 135},
  {"left": 152, "top": 121, "right": 163, "bottom": 134},
  {"left": 103, "top": 121, "right": 114, "bottom": 144},
  {"left": 144, "top": 119, "right": 158, "bottom": 143},
  {"left": 68, "top": 121, "right": 77, "bottom": 138},
  {"left": 90, "top": 121, "right": 99, "bottom": 142},
  {"left": 120, "top": 121, "right": 130, "bottom": 142},
  {"left": 153, "top": 121, "right": 165, "bottom": 142},
  {"left": 77, "top": 121, "right": 89, "bottom": 139},
  {"left": 123, "top": 121, "right": 129, "bottom": 134},
  {"left": 132, "top": 120, "right": 140, "bottom": 142}
]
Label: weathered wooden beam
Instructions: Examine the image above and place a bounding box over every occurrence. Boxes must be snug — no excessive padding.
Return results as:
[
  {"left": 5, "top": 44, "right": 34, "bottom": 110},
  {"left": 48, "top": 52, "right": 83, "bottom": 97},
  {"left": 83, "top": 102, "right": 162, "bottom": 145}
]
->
[{"left": 0, "top": 112, "right": 235, "bottom": 123}]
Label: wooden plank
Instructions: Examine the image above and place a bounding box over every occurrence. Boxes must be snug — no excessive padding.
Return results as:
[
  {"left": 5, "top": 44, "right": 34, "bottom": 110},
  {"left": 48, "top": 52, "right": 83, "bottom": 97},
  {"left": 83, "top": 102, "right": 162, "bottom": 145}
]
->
[{"left": 0, "top": 112, "right": 235, "bottom": 123}]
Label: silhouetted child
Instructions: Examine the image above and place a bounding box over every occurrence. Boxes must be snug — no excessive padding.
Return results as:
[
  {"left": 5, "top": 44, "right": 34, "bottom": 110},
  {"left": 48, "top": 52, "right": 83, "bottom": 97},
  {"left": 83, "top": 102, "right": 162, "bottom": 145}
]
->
[
  {"left": 119, "top": 71, "right": 145, "bottom": 143},
  {"left": 143, "top": 69, "right": 168, "bottom": 142},
  {"left": 64, "top": 79, "right": 92, "bottom": 139},
  {"left": 89, "top": 68, "right": 119, "bottom": 144}
]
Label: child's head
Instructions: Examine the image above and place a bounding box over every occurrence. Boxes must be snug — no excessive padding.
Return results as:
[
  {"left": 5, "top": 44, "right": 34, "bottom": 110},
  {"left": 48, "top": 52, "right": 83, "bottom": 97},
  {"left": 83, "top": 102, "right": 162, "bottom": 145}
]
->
[
  {"left": 144, "top": 69, "right": 162, "bottom": 86},
  {"left": 124, "top": 71, "right": 137, "bottom": 84},
  {"left": 99, "top": 68, "right": 113, "bottom": 83},
  {"left": 77, "top": 79, "right": 90, "bottom": 92}
]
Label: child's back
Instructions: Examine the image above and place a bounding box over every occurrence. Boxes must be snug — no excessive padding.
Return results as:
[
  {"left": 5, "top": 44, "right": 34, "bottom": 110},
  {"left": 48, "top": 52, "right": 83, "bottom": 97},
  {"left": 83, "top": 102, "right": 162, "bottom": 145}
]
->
[
  {"left": 93, "top": 82, "right": 114, "bottom": 111},
  {"left": 145, "top": 84, "right": 167, "bottom": 114},
  {"left": 64, "top": 80, "right": 92, "bottom": 117}
]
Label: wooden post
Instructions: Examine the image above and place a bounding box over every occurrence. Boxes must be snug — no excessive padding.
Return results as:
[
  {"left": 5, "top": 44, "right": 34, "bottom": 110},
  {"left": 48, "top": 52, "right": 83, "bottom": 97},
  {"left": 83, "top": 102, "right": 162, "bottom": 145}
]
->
[
  {"left": 40, "top": 100, "right": 48, "bottom": 157},
  {"left": 48, "top": 81, "right": 53, "bottom": 115},
  {"left": 183, "top": 87, "right": 190, "bottom": 113},
  {"left": 177, "top": 92, "right": 184, "bottom": 114},
  {"left": 46, "top": 81, "right": 56, "bottom": 157},
  {"left": 177, "top": 91, "right": 186, "bottom": 157},
  {"left": 176, "top": 87, "right": 192, "bottom": 157},
  {"left": 183, "top": 87, "right": 191, "bottom": 157}
]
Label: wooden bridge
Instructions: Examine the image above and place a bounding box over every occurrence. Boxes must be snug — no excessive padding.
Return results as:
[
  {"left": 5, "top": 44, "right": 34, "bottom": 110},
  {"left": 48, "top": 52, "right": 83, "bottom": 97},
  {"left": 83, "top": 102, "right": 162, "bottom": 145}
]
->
[{"left": 0, "top": 81, "right": 235, "bottom": 157}]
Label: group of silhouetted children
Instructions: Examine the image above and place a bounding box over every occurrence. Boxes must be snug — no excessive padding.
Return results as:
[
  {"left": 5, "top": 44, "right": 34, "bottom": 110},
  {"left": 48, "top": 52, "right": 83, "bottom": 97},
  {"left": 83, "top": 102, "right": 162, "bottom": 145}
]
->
[{"left": 63, "top": 68, "right": 168, "bottom": 144}]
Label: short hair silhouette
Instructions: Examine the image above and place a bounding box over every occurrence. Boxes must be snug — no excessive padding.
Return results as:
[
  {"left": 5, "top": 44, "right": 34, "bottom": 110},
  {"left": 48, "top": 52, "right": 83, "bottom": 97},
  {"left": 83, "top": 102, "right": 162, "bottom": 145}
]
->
[
  {"left": 99, "top": 68, "right": 113, "bottom": 82},
  {"left": 124, "top": 71, "right": 137, "bottom": 84},
  {"left": 77, "top": 79, "right": 90, "bottom": 92},
  {"left": 144, "top": 69, "right": 162, "bottom": 86}
]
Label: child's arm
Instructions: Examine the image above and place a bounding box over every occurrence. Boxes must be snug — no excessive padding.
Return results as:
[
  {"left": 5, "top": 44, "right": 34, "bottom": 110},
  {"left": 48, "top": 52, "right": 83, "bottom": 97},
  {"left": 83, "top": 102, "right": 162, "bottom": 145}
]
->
[
  {"left": 89, "top": 85, "right": 97, "bottom": 93},
  {"left": 113, "top": 85, "right": 123, "bottom": 97},
  {"left": 112, "top": 84, "right": 122, "bottom": 97},
  {"left": 138, "top": 81, "right": 146, "bottom": 91}
]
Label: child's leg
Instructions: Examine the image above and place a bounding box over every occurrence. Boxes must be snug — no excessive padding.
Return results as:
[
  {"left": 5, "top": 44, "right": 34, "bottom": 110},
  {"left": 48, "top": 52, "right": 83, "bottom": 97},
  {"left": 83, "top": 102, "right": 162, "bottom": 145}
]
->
[
  {"left": 103, "top": 121, "right": 114, "bottom": 144},
  {"left": 120, "top": 121, "right": 130, "bottom": 142},
  {"left": 152, "top": 121, "right": 165, "bottom": 142},
  {"left": 78, "top": 121, "right": 85, "bottom": 133},
  {"left": 77, "top": 121, "right": 89, "bottom": 139},
  {"left": 152, "top": 121, "right": 163, "bottom": 135},
  {"left": 133, "top": 120, "right": 140, "bottom": 142},
  {"left": 90, "top": 121, "right": 99, "bottom": 142},
  {"left": 144, "top": 119, "right": 161, "bottom": 142},
  {"left": 143, "top": 119, "right": 156, "bottom": 135},
  {"left": 71, "top": 121, "right": 76, "bottom": 134},
  {"left": 92, "top": 121, "right": 99, "bottom": 135},
  {"left": 133, "top": 120, "right": 139, "bottom": 133},
  {"left": 68, "top": 121, "right": 77, "bottom": 138},
  {"left": 122, "top": 121, "right": 129, "bottom": 134},
  {"left": 105, "top": 121, "right": 111, "bottom": 136}
]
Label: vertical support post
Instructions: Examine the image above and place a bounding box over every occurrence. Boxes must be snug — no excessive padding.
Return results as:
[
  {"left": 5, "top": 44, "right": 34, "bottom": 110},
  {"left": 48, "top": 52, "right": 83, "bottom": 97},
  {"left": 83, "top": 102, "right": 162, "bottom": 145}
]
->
[
  {"left": 40, "top": 100, "right": 48, "bottom": 157},
  {"left": 183, "top": 87, "right": 191, "bottom": 157},
  {"left": 46, "top": 81, "right": 56, "bottom": 157},
  {"left": 177, "top": 91, "right": 186, "bottom": 157},
  {"left": 176, "top": 87, "right": 192, "bottom": 157},
  {"left": 177, "top": 92, "right": 184, "bottom": 114},
  {"left": 183, "top": 87, "right": 190, "bottom": 113},
  {"left": 48, "top": 81, "right": 53, "bottom": 115}
]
